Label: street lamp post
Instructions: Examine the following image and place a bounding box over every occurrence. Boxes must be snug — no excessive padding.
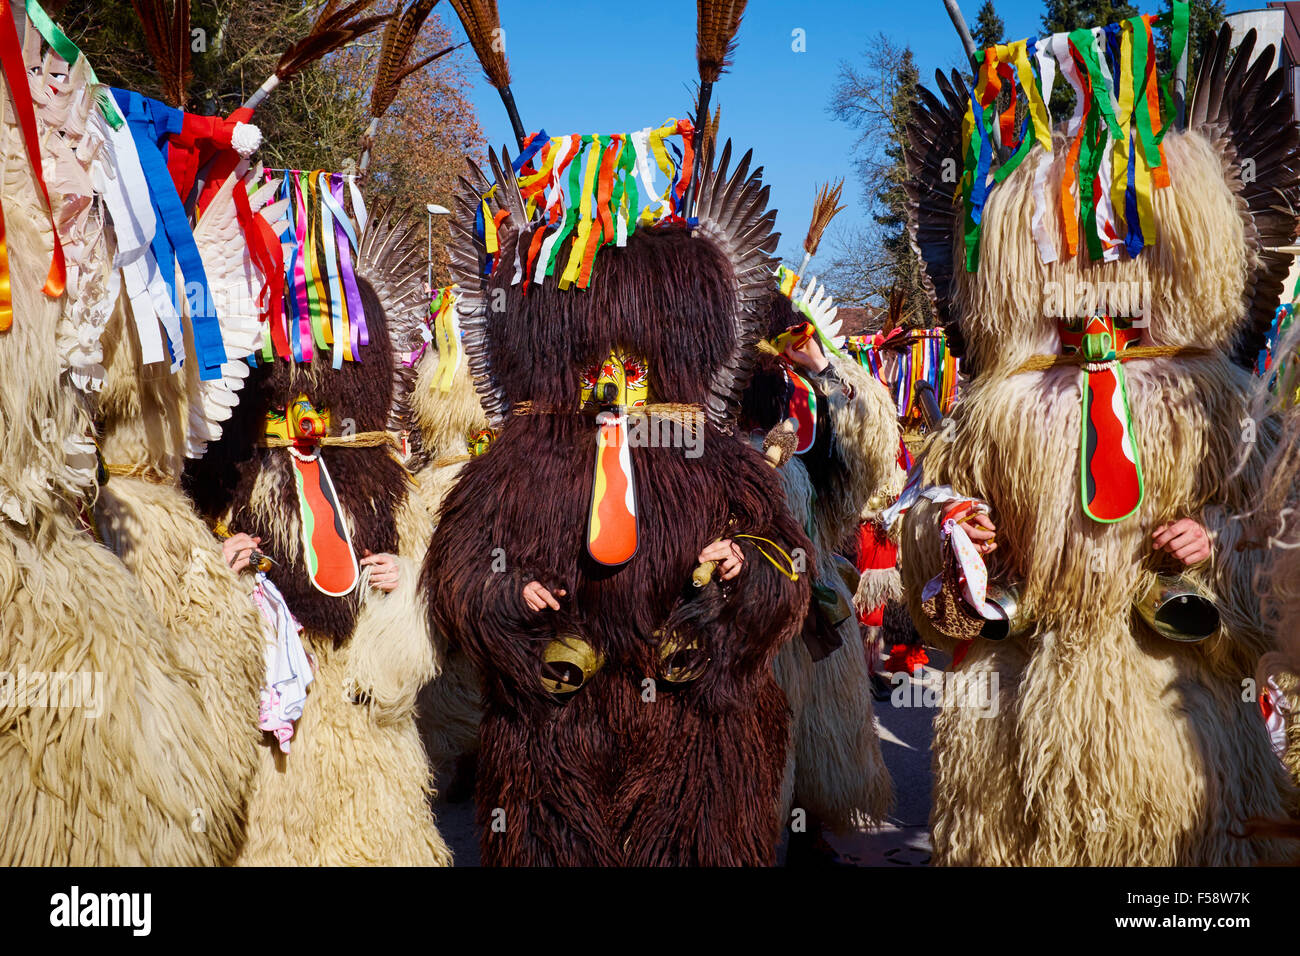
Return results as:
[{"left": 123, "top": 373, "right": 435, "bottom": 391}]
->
[{"left": 426, "top": 203, "right": 451, "bottom": 297}]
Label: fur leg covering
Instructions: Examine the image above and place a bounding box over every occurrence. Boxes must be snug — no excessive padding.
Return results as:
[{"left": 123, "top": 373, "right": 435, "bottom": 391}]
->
[
  {"left": 788, "top": 625, "right": 894, "bottom": 830},
  {"left": 408, "top": 459, "right": 485, "bottom": 779},
  {"left": 1, "top": 522, "right": 254, "bottom": 864},
  {"left": 237, "top": 559, "right": 451, "bottom": 866},
  {"left": 900, "top": 357, "right": 1293, "bottom": 865},
  {"left": 95, "top": 478, "right": 265, "bottom": 838}
]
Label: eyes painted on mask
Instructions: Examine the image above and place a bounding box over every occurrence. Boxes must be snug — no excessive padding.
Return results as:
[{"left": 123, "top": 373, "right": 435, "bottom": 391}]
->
[
  {"left": 265, "top": 394, "right": 331, "bottom": 444},
  {"left": 579, "top": 350, "right": 650, "bottom": 409}
]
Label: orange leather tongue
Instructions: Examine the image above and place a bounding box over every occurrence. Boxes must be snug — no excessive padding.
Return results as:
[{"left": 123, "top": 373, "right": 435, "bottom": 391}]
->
[
  {"left": 586, "top": 413, "right": 638, "bottom": 566},
  {"left": 290, "top": 452, "right": 360, "bottom": 595}
]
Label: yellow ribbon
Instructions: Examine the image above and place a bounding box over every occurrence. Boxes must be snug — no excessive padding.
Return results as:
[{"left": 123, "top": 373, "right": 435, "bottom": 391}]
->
[{"left": 560, "top": 135, "right": 603, "bottom": 290}]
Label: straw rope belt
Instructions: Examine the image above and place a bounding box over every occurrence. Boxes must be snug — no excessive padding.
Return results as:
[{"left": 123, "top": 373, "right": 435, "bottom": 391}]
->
[
  {"left": 104, "top": 463, "right": 173, "bottom": 484},
  {"left": 1012, "top": 345, "right": 1212, "bottom": 375},
  {"left": 259, "top": 430, "right": 403, "bottom": 449},
  {"left": 512, "top": 401, "right": 705, "bottom": 423}
]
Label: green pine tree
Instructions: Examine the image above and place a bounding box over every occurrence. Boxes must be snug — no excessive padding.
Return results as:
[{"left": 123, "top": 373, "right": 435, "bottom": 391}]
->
[{"left": 973, "top": 1, "right": 1005, "bottom": 50}]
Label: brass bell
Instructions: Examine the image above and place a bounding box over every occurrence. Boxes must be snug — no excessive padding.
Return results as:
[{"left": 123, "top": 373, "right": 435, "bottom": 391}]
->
[
  {"left": 1135, "top": 573, "right": 1221, "bottom": 643},
  {"left": 657, "top": 632, "right": 710, "bottom": 684},
  {"left": 540, "top": 635, "right": 604, "bottom": 695}
]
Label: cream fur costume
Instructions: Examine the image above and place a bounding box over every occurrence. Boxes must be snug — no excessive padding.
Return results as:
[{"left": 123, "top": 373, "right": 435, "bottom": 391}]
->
[
  {"left": 407, "top": 345, "right": 488, "bottom": 781},
  {"left": 0, "top": 57, "right": 252, "bottom": 866},
  {"left": 200, "top": 211, "right": 452, "bottom": 866},
  {"left": 899, "top": 31, "right": 1298, "bottom": 865},
  {"left": 763, "top": 352, "right": 899, "bottom": 831},
  {"left": 91, "top": 173, "right": 285, "bottom": 863}
]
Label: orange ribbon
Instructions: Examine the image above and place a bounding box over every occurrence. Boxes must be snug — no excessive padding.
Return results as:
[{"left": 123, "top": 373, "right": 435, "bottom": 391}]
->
[{"left": 0, "top": 0, "right": 66, "bottom": 324}]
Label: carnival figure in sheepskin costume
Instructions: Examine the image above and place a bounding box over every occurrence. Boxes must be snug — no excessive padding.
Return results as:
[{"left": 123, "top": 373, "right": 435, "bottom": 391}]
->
[
  {"left": 405, "top": 288, "right": 489, "bottom": 792},
  {"left": 73, "top": 95, "right": 276, "bottom": 857},
  {"left": 738, "top": 263, "right": 898, "bottom": 849},
  {"left": 0, "top": 38, "right": 256, "bottom": 866},
  {"left": 898, "top": 18, "right": 1299, "bottom": 865},
  {"left": 1248, "top": 266, "right": 1300, "bottom": 792},
  {"left": 187, "top": 206, "right": 451, "bottom": 866},
  {"left": 424, "top": 131, "right": 811, "bottom": 865}
]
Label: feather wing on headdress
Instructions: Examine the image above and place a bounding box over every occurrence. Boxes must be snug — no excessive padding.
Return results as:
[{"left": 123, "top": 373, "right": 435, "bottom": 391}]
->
[
  {"left": 185, "top": 166, "right": 289, "bottom": 458},
  {"left": 692, "top": 138, "right": 780, "bottom": 426},
  {"left": 447, "top": 146, "right": 523, "bottom": 426},
  {"left": 794, "top": 275, "right": 844, "bottom": 353},
  {"left": 1189, "top": 25, "right": 1300, "bottom": 370},
  {"left": 448, "top": 141, "right": 776, "bottom": 429},
  {"left": 903, "top": 68, "right": 970, "bottom": 372},
  {"left": 353, "top": 202, "right": 430, "bottom": 442}
]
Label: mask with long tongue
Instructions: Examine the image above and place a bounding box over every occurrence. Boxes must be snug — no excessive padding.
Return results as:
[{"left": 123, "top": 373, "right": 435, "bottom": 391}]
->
[
  {"left": 581, "top": 352, "right": 648, "bottom": 566},
  {"left": 266, "top": 395, "right": 360, "bottom": 595},
  {"left": 1059, "top": 316, "right": 1145, "bottom": 523},
  {"left": 772, "top": 322, "right": 821, "bottom": 455}
]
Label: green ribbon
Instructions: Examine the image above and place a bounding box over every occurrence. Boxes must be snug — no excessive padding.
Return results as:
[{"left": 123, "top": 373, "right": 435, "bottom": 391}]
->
[
  {"left": 24, "top": 0, "right": 123, "bottom": 129},
  {"left": 1128, "top": 17, "right": 1162, "bottom": 174},
  {"left": 544, "top": 134, "right": 590, "bottom": 278},
  {"left": 1154, "top": 0, "right": 1189, "bottom": 144}
]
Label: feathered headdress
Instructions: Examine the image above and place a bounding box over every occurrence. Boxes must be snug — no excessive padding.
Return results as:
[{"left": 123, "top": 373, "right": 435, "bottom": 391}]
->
[
  {"left": 359, "top": 0, "right": 464, "bottom": 177},
  {"left": 446, "top": 0, "right": 525, "bottom": 147}
]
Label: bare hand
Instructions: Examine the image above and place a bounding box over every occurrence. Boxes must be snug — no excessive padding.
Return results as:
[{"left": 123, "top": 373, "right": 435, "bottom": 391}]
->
[
  {"left": 360, "top": 550, "right": 400, "bottom": 592},
  {"left": 698, "top": 539, "right": 744, "bottom": 580},
  {"left": 783, "top": 334, "right": 829, "bottom": 374},
  {"left": 523, "top": 580, "right": 566, "bottom": 612},
  {"left": 222, "top": 533, "right": 261, "bottom": 573},
  {"left": 1152, "top": 518, "right": 1211, "bottom": 566},
  {"left": 961, "top": 512, "right": 997, "bottom": 554}
]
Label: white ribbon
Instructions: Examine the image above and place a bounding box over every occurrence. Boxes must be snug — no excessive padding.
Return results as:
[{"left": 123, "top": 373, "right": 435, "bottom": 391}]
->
[
  {"left": 1031, "top": 38, "right": 1060, "bottom": 264},
  {"left": 93, "top": 112, "right": 183, "bottom": 369},
  {"left": 347, "top": 174, "right": 368, "bottom": 237}
]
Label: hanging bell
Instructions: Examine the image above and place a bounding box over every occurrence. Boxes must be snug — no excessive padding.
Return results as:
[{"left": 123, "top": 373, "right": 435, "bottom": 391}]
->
[
  {"left": 540, "top": 635, "right": 604, "bottom": 696},
  {"left": 1134, "top": 573, "right": 1221, "bottom": 644},
  {"left": 979, "top": 583, "right": 1030, "bottom": 642},
  {"left": 657, "top": 631, "right": 710, "bottom": 684}
]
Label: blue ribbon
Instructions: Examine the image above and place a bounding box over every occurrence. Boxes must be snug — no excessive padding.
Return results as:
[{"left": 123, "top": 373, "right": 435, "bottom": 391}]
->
[
  {"left": 110, "top": 88, "right": 226, "bottom": 380},
  {"left": 1124, "top": 129, "right": 1144, "bottom": 258},
  {"left": 967, "top": 84, "right": 993, "bottom": 228},
  {"left": 511, "top": 129, "right": 548, "bottom": 173}
]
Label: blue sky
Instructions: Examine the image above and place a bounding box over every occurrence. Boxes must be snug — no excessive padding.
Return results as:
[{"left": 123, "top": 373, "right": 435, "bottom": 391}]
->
[{"left": 452, "top": 1, "right": 1233, "bottom": 264}]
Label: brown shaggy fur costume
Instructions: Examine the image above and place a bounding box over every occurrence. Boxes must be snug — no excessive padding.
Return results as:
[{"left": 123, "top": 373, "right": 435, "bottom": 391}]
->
[{"left": 424, "top": 147, "right": 810, "bottom": 865}]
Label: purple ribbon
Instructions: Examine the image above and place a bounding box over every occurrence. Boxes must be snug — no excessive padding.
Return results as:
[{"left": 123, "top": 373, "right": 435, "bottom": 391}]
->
[{"left": 331, "top": 174, "right": 368, "bottom": 358}]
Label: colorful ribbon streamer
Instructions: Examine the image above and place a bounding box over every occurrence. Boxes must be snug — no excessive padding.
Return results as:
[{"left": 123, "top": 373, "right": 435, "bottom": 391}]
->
[
  {"left": 489, "top": 120, "right": 695, "bottom": 291},
  {"left": 960, "top": 3, "right": 1187, "bottom": 272},
  {"left": 265, "top": 169, "right": 368, "bottom": 365}
]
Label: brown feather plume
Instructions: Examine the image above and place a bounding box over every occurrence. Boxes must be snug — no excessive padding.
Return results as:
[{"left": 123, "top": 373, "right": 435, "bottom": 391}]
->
[
  {"left": 701, "top": 103, "right": 722, "bottom": 166},
  {"left": 447, "top": 0, "right": 510, "bottom": 90},
  {"left": 275, "top": 1, "right": 392, "bottom": 83},
  {"left": 696, "top": 1, "right": 748, "bottom": 84},
  {"left": 803, "top": 179, "right": 845, "bottom": 258},
  {"left": 129, "top": 0, "right": 191, "bottom": 107},
  {"left": 883, "top": 286, "right": 903, "bottom": 335},
  {"left": 370, "top": 0, "right": 446, "bottom": 118}
]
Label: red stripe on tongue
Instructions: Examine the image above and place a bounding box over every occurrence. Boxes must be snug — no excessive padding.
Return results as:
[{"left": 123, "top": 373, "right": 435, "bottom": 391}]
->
[
  {"left": 292, "top": 455, "right": 359, "bottom": 595},
  {"left": 786, "top": 370, "right": 817, "bottom": 454},
  {"left": 1083, "top": 367, "right": 1142, "bottom": 522}
]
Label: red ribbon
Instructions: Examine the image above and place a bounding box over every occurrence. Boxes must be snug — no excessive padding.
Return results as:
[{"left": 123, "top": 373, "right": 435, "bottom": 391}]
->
[{"left": 0, "top": 0, "right": 65, "bottom": 302}]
